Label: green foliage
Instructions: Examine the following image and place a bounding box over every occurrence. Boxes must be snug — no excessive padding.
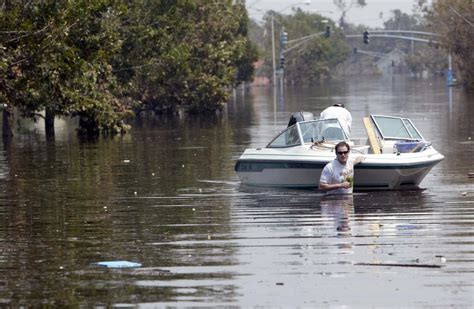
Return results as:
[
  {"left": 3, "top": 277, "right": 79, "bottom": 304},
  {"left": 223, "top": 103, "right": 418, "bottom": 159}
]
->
[
  {"left": 259, "top": 9, "right": 349, "bottom": 85},
  {"left": 424, "top": 0, "right": 474, "bottom": 91},
  {"left": 1, "top": 0, "right": 130, "bottom": 135},
  {"left": 113, "top": 1, "right": 257, "bottom": 114},
  {"left": 0, "top": 1, "right": 258, "bottom": 136}
]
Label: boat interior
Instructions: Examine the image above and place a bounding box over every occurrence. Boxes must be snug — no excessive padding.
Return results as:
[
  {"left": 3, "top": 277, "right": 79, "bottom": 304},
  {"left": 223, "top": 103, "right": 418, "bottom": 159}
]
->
[{"left": 267, "top": 113, "right": 430, "bottom": 155}]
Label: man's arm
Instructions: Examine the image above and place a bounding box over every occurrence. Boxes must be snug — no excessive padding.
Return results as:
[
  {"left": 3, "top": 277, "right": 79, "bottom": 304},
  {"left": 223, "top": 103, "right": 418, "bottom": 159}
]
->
[
  {"left": 319, "top": 181, "right": 350, "bottom": 191},
  {"left": 354, "top": 155, "right": 365, "bottom": 164}
]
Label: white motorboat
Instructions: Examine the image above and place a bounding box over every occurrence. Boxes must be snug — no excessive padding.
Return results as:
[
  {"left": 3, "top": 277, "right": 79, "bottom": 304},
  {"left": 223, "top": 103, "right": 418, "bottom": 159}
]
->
[{"left": 235, "top": 112, "right": 444, "bottom": 190}]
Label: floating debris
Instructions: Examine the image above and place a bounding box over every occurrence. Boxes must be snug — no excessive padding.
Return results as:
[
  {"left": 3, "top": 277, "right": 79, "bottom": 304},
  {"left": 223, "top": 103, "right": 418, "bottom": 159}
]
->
[
  {"left": 355, "top": 262, "right": 442, "bottom": 268},
  {"left": 95, "top": 261, "right": 142, "bottom": 268}
]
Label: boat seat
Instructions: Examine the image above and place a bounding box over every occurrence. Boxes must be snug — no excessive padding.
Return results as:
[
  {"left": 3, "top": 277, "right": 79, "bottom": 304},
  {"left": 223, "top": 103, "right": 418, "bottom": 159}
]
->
[{"left": 322, "top": 127, "right": 345, "bottom": 141}]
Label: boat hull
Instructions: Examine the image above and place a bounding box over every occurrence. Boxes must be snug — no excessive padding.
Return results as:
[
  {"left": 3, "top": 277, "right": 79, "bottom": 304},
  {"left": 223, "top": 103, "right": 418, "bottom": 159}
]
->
[{"left": 235, "top": 149, "right": 444, "bottom": 190}]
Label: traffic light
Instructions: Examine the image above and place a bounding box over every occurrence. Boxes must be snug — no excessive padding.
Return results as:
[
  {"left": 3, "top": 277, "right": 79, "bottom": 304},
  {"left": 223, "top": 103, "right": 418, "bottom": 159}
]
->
[
  {"left": 280, "top": 31, "right": 288, "bottom": 48},
  {"left": 363, "top": 30, "right": 370, "bottom": 44},
  {"left": 280, "top": 55, "right": 285, "bottom": 69},
  {"left": 324, "top": 25, "right": 331, "bottom": 38}
]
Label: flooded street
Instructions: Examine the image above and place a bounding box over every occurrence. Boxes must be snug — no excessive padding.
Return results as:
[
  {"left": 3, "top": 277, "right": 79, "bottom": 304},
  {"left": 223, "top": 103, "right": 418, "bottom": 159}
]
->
[{"left": 0, "top": 76, "right": 473, "bottom": 307}]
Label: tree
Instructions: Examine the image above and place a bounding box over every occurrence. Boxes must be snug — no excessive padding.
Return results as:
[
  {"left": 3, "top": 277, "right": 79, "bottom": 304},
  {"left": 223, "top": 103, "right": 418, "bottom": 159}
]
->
[
  {"left": 1, "top": 1, "right": 258, "bottom": 138},
  {"left": 333, "top": 0, "right": 367, "bottom": 28},
  {"left": 258, "top": 9, "right": 349, "bottom": 85},
  {"left": 114, "top": 1, "right": 257, "bottom": 115},
  {"left": 383, "top": 9, "right": 423, "bottom": 56},
  {"left": 0, "top": 1, "right": 131, "bottom": 138},
  {"left": 233, "top": 7, "right": 260, "bottom": 87},
  {"left": 423, "top": 0, "right": 474, "bottom": 91}
]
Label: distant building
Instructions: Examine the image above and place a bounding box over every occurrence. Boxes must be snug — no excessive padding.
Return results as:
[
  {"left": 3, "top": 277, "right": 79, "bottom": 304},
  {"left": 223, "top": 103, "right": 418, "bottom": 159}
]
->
[
  {"left": 251, "top": 59, "right": 270, "bottom": 86},
  {"left": 374, "top": 48, "right": 407, "bottom": 75}
]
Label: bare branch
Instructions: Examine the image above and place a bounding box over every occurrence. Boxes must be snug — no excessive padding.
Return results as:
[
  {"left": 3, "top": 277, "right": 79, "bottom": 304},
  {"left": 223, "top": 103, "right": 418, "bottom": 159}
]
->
[{"left": 449, "top": 5, "right": 474, "bottom": 27}]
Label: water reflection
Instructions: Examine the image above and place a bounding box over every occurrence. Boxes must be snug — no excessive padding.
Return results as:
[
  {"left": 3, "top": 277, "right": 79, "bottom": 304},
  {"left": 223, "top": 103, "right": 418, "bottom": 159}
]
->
[
  {"left": 0, "top": 76, "right": 473, "bottom": 307},
  {"left": 320, "top": 195, "right": 354, "bottom": 235}
]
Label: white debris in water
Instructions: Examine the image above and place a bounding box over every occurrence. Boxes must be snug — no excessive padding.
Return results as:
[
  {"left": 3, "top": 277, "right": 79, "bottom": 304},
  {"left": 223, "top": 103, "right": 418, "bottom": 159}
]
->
[{"left": 123, "top": 159, "right": 130, "bottom": 163}]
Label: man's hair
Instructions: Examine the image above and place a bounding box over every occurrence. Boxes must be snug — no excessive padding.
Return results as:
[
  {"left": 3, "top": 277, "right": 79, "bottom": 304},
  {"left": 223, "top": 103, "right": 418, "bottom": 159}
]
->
[
  {"left": 335, "top": 141, "right": 350, "bottom": 152},
  {"left": 333, "top": 103, "right": 345, "bottom": 108}
]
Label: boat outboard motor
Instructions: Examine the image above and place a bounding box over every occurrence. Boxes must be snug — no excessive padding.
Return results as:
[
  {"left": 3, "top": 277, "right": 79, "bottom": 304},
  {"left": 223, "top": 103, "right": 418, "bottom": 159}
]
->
[{"left": 287, "top": 111, "right": 314, "bottom": 127}]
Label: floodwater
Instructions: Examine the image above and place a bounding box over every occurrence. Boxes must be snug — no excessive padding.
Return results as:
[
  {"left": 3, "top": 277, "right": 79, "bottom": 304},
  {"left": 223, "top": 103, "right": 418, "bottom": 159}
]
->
[{"left": 0, "top": 76, "right": 473, "bottom": 307}]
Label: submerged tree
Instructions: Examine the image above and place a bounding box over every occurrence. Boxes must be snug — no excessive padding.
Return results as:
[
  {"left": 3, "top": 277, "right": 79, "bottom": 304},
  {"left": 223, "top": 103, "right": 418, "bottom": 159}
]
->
[
  {"left": 114, "top": 1, "right": 257, "bottom": 115},
  {"left": 0, "top": 1, "right": 131, "bottom": 138},
  {"left": 0, "top": 1, "right": 257, "bottom": 138}
]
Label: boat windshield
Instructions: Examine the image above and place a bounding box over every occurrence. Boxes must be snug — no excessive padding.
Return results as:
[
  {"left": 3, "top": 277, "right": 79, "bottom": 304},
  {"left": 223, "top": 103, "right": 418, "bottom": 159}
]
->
[
  {"left": 372, "top": 115, "right": 424, "bottom": 140},
  {"left": 267, "top": 119, "right": 348, "bottom": 148},
  {"left": 266, "top": 124, "right": 301, "bottom": 148},
  {"left": 299, "top": 119, "right": 348, "bottom": 143}
]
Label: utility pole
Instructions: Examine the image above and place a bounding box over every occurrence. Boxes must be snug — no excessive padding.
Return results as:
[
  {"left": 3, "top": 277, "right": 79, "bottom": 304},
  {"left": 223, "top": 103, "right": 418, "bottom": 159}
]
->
[
  {"left": 270, "top": 1, "right": 311, "bottom": 87},
  {"left": 271, "top": 13, "right": 276, "bottom": 87}
]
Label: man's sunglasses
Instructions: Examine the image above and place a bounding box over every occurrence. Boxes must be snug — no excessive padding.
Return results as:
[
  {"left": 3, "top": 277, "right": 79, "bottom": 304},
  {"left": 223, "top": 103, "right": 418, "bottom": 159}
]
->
[{"left": 337, "top": 151, "right": 349, "bottom": 155}]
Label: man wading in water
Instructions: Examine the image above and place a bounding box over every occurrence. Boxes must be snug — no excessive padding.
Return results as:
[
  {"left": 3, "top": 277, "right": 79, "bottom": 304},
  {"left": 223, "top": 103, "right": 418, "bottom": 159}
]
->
[{"left": 319, "top": 141, "right": 364, "bottom": 195}]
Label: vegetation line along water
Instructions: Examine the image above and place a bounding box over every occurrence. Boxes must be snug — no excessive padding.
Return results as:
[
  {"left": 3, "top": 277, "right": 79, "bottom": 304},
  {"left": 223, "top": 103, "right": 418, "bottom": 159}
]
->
[{"left": 1, "top": 1, "right": 472, "bottom": 139}]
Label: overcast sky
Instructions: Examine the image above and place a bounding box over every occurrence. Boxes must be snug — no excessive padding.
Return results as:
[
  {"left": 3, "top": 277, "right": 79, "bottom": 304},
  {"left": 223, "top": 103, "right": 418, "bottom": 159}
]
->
[{"left": 247, "top": 0, "right": 424, "bottom": 28}]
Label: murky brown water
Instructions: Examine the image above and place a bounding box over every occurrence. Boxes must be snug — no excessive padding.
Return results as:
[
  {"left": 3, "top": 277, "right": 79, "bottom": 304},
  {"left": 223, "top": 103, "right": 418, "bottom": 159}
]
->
[{"left": 0, "top": 76, "right": 473, "bottom": 307}]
